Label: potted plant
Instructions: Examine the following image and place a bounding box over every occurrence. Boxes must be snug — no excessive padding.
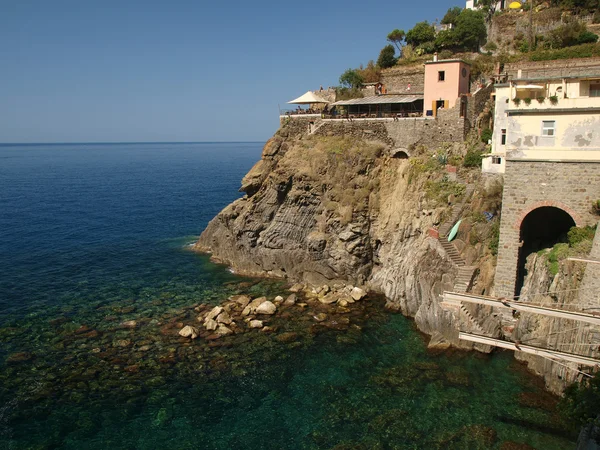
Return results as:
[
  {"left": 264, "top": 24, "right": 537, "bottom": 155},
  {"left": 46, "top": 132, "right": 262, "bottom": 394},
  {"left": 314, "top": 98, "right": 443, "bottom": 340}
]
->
[
  {"left": 536, "top": 96, "right": 545, "bottom": 104},
  {"left": 513, "top": 97, "right": 521, "bottom": 106},
  {"left": 524, "top": 97, "right": 532, "bottom": 105},
  {"left": 549, "top": 95, "right": 559, "bottom": 105}
]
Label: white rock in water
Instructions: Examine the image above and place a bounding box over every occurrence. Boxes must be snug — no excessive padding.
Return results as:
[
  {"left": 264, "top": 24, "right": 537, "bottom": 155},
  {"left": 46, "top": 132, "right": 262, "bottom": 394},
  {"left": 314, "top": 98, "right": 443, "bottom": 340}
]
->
[
  {"left": 249, "top": 320, "right": 264, "bottom": 329},
  {"left": 216, "top": 324, "right": 233, "bottom": 336},
  {"left": 283, "top": 294, "right": 297, "bottom": 306},
  {"left": 274, "top": 295, "right": 284, "bottom": 303},
  {"left": 204, "top": 318, "right": 218, "bottom": 331},
  {"left": 121, "top": 320, "right": 137, "bottom": 329},
  {"left": 216, "top": 311, "right": 232, "bottom": 324},
  {"left": 289, "top": 283, "right": 304, "bottom": 293},
  {"left": 256, "top": 301, "right": 277, "bottom": 315},
  {"left": 205, "top": 306, "right": 223, "bottom": 321},
  {"left": 178, "top": 325, "right": 199, "bottom": 339},
  {"left": 350, "top": 287, "right": 367, "bottom": 301}
]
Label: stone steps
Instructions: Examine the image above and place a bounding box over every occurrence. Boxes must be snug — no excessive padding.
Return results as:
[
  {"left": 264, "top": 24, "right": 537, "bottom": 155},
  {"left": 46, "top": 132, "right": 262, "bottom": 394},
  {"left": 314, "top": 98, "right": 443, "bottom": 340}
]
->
[
  {"left": 460, "top": 303, "right": 485, "bottom": 334},
  {"left": 453, "top": 266, "right": 477, "bottom": 293}
]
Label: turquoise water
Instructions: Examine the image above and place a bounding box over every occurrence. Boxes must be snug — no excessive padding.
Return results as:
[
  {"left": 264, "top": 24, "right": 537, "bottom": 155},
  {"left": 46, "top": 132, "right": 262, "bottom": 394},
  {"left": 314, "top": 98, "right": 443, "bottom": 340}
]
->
[{"left": 0, "top": 143, "right": 576, "bottom": 449}]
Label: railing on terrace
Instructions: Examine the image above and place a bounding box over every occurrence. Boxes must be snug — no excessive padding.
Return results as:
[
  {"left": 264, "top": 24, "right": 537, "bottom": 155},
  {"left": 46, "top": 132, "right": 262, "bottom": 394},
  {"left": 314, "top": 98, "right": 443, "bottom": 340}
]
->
[
  {"left": 280, "top": 111, "right": 424, "bottom": 119},
  {"left": 279, "top": 109, "right": 322, "bottom": 116}
]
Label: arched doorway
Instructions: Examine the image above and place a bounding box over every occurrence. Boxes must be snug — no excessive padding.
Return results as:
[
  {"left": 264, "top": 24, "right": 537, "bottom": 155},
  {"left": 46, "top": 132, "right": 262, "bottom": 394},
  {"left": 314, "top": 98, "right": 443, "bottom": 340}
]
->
[{"left": 515, "top": 206, "right": 576, "bottom": 296}]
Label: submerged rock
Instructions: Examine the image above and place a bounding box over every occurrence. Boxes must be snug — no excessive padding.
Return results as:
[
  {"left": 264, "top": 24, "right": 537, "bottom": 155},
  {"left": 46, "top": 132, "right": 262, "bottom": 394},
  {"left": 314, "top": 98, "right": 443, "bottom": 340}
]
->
[
  {"left": 249, "top": 320, "right": 264, "bottom": 329},
  {"left": 350, "top": 287, "right": 366, "bottom": 301},
  {"left": 256, "top": 301, "right": 277, "bottom": 315},
  {"left": 178, "top": 326, "right": 199, "bottom": 339},
  {"left": 205, "top": 306, "right": 223, "bottom": 321},
  {"left": 283, "top": 294, "right": 297, "bottom": 306},
  {"left": 204, "top": 318, "right": 218, "bottom": 331}
]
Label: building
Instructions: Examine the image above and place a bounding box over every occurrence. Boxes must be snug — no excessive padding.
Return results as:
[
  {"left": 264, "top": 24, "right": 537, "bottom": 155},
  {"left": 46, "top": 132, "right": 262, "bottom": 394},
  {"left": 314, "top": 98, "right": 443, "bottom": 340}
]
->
[
  {"left": 466, "top": 0, "right": 507, "bottom": 11},
  {"left": 423, "top": 58, "right": 471, "bottom": 117},
  {"left": 484, "top": 58, "right": 600, "bottom": 173}
]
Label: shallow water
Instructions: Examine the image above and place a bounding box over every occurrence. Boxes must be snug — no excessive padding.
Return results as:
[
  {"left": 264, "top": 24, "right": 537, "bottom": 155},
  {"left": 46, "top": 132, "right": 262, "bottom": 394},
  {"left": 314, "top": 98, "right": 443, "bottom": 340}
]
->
[{"left": 0, "top": 143, "right": 576, "bottom": 449}]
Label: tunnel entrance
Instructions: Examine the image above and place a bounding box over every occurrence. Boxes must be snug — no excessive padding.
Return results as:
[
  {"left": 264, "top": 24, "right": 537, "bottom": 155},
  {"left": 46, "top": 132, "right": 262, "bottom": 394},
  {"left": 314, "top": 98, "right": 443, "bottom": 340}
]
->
[{"left": 515, "top": 206, "right": 575, "bottom": 296}]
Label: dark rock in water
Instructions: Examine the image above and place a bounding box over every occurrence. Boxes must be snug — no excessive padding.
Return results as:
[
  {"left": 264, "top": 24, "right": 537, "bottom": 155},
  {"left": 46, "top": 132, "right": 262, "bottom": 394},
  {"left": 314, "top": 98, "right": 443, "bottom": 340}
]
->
[
  {"left": 49, "top": 317, "right": 68, "bottom": 326},
  {"left": 517, "top": 391, "right": 558, "bottom": 411},
  {"left": 275, "top": 332, "right": 299, "bottom": 343},
  {"left": 500, "top": 442, "right": 536, "bottom": 450},
  {"left": 113, "top": 339, "right": 131, "bottom": 348},
  {"left": 6, "top": 352, "right": 33, "bottom": 364},
  {"left": 124, "top": 365, "right": 140, "bottom": 373}
]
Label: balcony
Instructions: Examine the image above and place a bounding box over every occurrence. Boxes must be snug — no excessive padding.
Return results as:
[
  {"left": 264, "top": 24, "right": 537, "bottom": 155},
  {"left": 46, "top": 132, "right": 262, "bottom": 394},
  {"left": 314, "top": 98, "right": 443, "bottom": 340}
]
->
[{"left": 506, "top": 96, "right": 600, "bottom": 114}]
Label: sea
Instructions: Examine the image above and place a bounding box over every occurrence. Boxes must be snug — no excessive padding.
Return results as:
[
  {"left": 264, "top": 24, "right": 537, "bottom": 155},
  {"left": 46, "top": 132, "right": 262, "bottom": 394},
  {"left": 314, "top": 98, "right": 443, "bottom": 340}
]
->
[{"left": 0, "top": 142, "right": 576, "bottom": 449}]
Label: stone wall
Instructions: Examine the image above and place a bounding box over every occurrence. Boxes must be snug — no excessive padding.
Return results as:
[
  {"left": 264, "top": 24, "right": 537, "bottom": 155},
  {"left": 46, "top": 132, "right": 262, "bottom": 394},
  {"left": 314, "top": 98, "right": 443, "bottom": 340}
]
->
[
  {"left": 578, "top": 224, "right": 600, "bottom": 312},
  {"left": 313, "top": 116, "right": 467, "bottom": 150},
  {"left": 380, "top": 65, "right": 425, "bottom": 94},
  {"left": 504, "top": 57, "right": 600, "bottom": 79},
  {"left": 494, "top": 160, "right": 600, "bottom": 298},
  {"left": 466, "top": 83, "right": 494, "bottom": 131}
]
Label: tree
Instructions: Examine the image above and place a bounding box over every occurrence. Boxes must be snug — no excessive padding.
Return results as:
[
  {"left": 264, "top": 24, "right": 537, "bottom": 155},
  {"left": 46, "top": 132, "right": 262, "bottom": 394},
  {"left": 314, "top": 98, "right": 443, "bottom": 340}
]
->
[
  {"left": 356, "top": 61, "right": 381, "bottom": 83},
  {"left": 339, "top": 69, "right": 364, "bottom": 89},
  {"left": 476, "top": 0, "right": 499, "bottom": 23},
  {"left": 453, "top": 9, "right": 487, "bottom": 51},
  {"left": 387, "top": 29, "right": 406, "bottom": 54},
  {"left": 406, "top": 21, "right": 436, "bottom": 48},
  {"left": 377, "top": 45, "right": 397, "bottom": 69},
  {"left": 441, "top": 6, "right": 463, "bottom": 25}
]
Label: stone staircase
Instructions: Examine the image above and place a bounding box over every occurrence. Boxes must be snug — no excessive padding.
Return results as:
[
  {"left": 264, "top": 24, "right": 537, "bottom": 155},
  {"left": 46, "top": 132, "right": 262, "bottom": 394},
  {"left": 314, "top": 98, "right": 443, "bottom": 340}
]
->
[
  {"left": 459, "top": 304, "right": 485, "bottom": 334},
  {"left": 437, "top": 183, "right": 477, "bottom": 293}
]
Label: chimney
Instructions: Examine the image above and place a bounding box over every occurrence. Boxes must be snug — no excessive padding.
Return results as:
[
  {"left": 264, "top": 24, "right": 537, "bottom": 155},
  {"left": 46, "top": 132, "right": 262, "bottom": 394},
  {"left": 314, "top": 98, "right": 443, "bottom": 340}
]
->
[{"left": 433, "top": 52, "right": 438, "bottom": 62}]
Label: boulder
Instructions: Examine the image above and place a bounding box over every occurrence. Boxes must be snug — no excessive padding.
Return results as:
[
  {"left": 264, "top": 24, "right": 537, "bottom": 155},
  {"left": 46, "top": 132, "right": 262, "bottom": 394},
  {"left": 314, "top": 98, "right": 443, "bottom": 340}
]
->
[
  {"left": 256, "top": 301, "right": 277, "bottom": 315},
  {"left": 276, "top": 332, "right": 299, "bottom": 343},
  {"left": 121, "top": 320, "right": 137, "bottom": 329},
  {"left": 350, "top": 287, "right": 367, "bottom": 301},
  {"left": 178, "top": 326, "right": 199, "bottom": 339},
  {"left": 216, "top": 324, "right": 233, "bottom": 336},
  {"left": 289, "top": 283, "right": 304, "bottom": 293},
  {"left": 318, "top": 293, "right": 338, "bottom": 305},
  {"left": 273, "top": 295, "right": 284, "bottom": 303},
  {"left": 249, "top": 320, "right": 264, "bottom": 329},
  {"left": 229, "top": 295, "right": 251, "bottom": 308},
  {"left": 216, "top": 311, "right": 233, "bottom": 325},
  {"left": 205, "top": 306, "right": 223, "bottom": 321},
  {"left": 283, "top": 294, "right": 297, "bottom": 306},
  {"left": 242, "top": 297, "right": 268, "bottom": 316},
  {"left": 313, "top": 313, "right": 327, "bottom": 322},
  {"left": 204, "top": 318, "right": 218, "bottom": 331}
]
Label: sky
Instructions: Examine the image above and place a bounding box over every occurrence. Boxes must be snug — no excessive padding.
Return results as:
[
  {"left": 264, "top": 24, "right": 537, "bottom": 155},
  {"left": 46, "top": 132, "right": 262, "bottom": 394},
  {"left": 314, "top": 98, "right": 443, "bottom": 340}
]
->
[{"left": 1, "top": 0, "right": 461, "bottom": 143}]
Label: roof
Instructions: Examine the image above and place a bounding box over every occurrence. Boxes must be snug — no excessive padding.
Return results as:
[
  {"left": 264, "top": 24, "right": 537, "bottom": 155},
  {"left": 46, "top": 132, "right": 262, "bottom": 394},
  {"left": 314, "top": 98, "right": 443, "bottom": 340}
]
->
[
  {"left": 287, "top": 91, "right": 329, "bottom": 104},
  {"left": 332, "top": 94, "right": 423, "bottom": 106}
]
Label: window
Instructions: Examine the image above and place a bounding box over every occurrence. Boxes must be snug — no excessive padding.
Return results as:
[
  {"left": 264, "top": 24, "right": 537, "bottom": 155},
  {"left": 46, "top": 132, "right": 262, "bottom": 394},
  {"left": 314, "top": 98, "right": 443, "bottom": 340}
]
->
[
  {"left": 501, "top": 129, "right": 506, "bottom": 145},
  {"left": 591, "top": 84, "right": 600, "bottom": 97},
  {"left": 542, "top": 120, "right": 556, "bottom": 136},
  {"left": 491, "top": 156, "right": 502, "bottom": 165},
  {"left": 438, "top": 71, "right": 445, "bottom": 81}
]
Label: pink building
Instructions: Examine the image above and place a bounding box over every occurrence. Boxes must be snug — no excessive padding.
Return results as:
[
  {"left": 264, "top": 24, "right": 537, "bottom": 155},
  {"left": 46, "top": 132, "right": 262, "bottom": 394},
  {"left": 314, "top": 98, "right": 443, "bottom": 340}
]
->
[{"left": 423, "top": 59, "right": 471, "bottom": 117}]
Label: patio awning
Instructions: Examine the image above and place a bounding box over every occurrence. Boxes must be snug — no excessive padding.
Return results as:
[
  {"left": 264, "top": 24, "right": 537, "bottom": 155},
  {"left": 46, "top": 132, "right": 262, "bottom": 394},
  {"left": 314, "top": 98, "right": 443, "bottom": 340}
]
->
[
  {"left": 514, "top": 84, "right": 545, "bottom": 89},
  {"left": 287, "top": 91, "right": 329, "bottom": 104},
  {"left": 332, "top": 94, "right": 423, "bottom": 106}
]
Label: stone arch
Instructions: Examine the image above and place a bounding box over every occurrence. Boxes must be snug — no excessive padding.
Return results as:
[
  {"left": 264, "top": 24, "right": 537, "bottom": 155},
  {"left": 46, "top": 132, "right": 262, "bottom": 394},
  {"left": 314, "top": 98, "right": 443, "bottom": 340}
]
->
[
  {"left": 514, "top": 205, "right": 577, "bottom": 296},
  {"left": 512, "top": 200, "right": 584, "bottom": 231},
  {"left": 391, "top": 148, "right": 410, "bottom": 159}
]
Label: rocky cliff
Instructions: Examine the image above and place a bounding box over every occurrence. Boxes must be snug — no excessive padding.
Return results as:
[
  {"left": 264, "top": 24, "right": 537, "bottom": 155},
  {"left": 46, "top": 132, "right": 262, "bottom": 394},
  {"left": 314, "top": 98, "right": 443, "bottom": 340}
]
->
[{"left": 195, "top": 119, "right": 502, "bottom": 350}]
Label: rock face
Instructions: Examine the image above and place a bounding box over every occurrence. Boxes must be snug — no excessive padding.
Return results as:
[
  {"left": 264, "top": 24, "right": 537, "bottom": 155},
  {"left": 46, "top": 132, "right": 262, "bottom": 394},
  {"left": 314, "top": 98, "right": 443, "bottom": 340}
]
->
[{"left": 195, "top": 122, "right": 489, "bottom": 350}]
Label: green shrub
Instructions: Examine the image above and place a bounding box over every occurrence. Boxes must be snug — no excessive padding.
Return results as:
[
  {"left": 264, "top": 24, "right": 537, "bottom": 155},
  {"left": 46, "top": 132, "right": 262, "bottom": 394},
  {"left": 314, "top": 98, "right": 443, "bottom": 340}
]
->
[
  {"left": 567, "top": 225, "right": 596, "bottom": 246},
  {"left": 513, "top": 97, "right": 521, "bottom": 106},
  {"left": 480, "top": 128, "right": 493, "bottom": 143},
  {"left": 489, "top": 219, "right": 500, "bottom": 256},
  {"left": 536, "top": 96, "right": 545, "bottom": 103},
  {"left": 559, "top": 373, "right": 600, "bottom": 431},
  {"left": 529, "top": 42, "right": 600, "bottom": 61},
  {"left": 524, "top": 97, "right": 532, "bottom": 105},
  {"left": 425, "top": 179, "right": 466, "bottom": 205},
  {"left": 463, "top": 149, "right": 483, "bottom": 167},
  {"left": 549, "top": 95, "right": 559, "bottom": 105},
  {"left": 483, "top": 41, "right": 498, "bottom": 51}
]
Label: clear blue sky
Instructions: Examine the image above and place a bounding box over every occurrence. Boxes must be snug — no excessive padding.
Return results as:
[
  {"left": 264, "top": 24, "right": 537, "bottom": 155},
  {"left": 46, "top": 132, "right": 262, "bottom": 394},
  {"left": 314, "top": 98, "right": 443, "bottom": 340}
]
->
[{"left": 1, "top": 0, "right": 460, "bottom": 143}]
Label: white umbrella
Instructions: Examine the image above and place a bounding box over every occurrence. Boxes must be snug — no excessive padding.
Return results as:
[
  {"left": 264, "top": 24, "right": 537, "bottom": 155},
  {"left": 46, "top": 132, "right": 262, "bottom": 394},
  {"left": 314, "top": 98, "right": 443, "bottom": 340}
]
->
[
  {"left": 287, "top": 91, "right": 329, "bottom": 104},
  {"left": 515, "top": 84, "right": 545, "bottom": 89}
]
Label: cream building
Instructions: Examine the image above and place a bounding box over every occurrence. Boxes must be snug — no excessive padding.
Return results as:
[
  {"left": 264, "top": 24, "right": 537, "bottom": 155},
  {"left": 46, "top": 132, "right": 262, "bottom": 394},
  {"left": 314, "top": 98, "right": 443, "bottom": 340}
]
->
[{"left": 485, "top": 61, "right": 600, "bottom": 173}]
